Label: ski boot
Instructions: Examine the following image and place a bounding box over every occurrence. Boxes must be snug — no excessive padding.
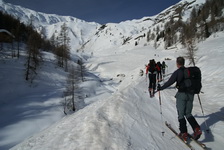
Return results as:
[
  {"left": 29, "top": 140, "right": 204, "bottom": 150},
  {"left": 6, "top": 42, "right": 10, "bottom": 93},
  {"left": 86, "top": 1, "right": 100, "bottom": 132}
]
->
[
  {"left": 179, "top": 132, "right": 188, "bottom": 143},
  {"left": 194, "top": 127, "right": 202, "bottom": 140}
]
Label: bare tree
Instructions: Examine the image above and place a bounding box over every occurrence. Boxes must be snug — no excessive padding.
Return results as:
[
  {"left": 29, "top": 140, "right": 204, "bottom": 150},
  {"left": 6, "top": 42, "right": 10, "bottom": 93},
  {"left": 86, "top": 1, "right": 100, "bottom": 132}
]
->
[
  {"left": 185, "top": 39, "right": 197, "bottom": 66},
  {"left": 63, "top": 65, "right": 79, "bottom": 114},
  {"left": 146, "top": 29, "right": 151, "bottom": 42},
  {"left": 55, "top": 45, "right": 64, "bottom": 67},
  {"left": 77, "top": 59, "right": 85, "bottom": 82},
  {"left": 25, "top": 32, "right": 42, "bottom": 82},
  {"left": 57, "top": 23, "right": 70, "bottom": 71}
]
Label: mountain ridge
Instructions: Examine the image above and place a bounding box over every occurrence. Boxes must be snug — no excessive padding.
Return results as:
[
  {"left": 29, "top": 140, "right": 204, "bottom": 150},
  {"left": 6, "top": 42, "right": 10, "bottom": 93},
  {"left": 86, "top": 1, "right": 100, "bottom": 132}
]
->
[{"left": 1, "top": 0, "right": 207, "bottom": 53}]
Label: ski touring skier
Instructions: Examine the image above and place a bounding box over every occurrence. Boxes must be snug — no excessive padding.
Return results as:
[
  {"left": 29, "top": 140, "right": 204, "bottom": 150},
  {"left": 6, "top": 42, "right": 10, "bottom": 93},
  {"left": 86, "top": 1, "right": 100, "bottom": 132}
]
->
[
  {"left": 162, "top": 61, "right": 168, "bottom": 75},
  {"left": 157, "top": 57, "right": 202, "bottom": 142},
  {"left": 146, "top": 59, "right": 159, "bottom": 97},
  {"left": 156, "top": 61, "right": 163, "bottom": 82}
]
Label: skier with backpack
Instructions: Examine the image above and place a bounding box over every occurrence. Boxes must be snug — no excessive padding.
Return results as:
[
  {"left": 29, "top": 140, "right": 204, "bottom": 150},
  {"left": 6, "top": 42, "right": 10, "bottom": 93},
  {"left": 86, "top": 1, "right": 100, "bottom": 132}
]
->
[
  {"left": 146, "top": 59, "right": 159, "bottom": 97},
  {"left": 157, "top": 57, "right": 202, "bottom": 142},
  {"left": 162, "top": 61, "right": 168, "bottom": 75},
  {"left": 156, "top": 61, "right": 163, "bottom": 82}
]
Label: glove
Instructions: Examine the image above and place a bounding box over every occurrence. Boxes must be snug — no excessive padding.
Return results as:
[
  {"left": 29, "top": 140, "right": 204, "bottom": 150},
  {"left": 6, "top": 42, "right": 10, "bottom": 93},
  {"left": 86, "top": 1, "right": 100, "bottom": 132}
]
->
[{"left": 157, "top": 84, "right": 161, "bottom": 91}]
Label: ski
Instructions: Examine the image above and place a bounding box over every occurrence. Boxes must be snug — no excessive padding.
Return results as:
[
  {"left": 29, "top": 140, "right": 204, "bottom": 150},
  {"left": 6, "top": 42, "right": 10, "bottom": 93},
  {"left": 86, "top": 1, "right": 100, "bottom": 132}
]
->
[
  {"left": 165, "top": 121, "right": 195, "bottom": 150},
  {"left": 188, "top": 134, "right": 207, "bottom": 150}
]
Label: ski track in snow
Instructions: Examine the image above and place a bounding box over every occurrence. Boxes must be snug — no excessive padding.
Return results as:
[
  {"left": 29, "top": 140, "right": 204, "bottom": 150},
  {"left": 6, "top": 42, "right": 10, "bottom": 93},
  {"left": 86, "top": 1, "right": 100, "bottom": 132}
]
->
[
  {"left": 0, "top": 36, "right": 223, "bottom": 150},
  {"left": 5, "top": 35, "right": 224, "bottom": 149},
  {"left": 0, "top": 1, "right": 224, "bottom": 148}
]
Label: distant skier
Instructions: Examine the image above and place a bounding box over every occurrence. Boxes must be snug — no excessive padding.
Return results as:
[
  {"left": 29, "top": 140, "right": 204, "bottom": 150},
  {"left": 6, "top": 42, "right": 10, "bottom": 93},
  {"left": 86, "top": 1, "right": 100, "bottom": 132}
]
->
[
  {"left": 162, "top": 61, "right": 168, "bottom": 75},
  {"left": 146, "top": 59, "right": 159, "bottom": 97},
  {"left": 156, "top": 61, "right": 162, "bottom": 82},
  {"left": 157, "top": 57, "right": 202, "bottom": 142}
]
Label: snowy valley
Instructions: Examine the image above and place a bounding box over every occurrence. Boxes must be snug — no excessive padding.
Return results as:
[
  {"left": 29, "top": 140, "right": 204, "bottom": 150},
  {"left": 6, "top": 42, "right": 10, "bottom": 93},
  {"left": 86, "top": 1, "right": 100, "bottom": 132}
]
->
[{"left": 0, "top": 0, "right": 224, "bottom": 150}]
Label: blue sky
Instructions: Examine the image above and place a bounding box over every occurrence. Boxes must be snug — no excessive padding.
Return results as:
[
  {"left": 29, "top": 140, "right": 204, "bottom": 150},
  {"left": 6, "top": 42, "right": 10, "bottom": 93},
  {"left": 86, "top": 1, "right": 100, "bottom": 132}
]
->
[{"left": 4, "top": 0, "right": 181, "bottom": 24}]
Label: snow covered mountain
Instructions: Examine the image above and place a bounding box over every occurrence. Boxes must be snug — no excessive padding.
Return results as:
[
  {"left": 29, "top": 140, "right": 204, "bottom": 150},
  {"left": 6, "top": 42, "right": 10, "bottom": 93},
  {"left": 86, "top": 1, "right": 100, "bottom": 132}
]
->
[
  {"left": 80, "top": 0, "right": 207, "bottom": 54},
  {"left": 1, "top": 0, "right": 224, "bottom": 150},
  {"left": 1, "top": 0, "right": 206, "bottom": 54},
  {"left": 0, "top": 0, "right": 100, "bottom": 52},
  {"left": 8, "top": 31, "right": 224, "bottom": 150}
]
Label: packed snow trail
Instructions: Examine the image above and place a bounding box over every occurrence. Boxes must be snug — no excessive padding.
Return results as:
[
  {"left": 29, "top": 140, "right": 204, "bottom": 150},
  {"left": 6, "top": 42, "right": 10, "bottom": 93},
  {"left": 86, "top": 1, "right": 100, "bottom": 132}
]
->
[
  {"left": 11, "top": 75, "right": 192, "bottom": 150},
  {"left": 8, "top": 34, "right": 224, "bottom": 150}
]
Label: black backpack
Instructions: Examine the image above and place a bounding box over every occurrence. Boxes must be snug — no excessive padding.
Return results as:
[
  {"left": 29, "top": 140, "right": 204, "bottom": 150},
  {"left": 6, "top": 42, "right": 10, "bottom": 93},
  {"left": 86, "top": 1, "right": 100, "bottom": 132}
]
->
[
  {"left": 148, "top": 64, "right": 156, "bottom": 74},
  {"left": 180, "top": 66, "right": 202, "bottom": 94}
]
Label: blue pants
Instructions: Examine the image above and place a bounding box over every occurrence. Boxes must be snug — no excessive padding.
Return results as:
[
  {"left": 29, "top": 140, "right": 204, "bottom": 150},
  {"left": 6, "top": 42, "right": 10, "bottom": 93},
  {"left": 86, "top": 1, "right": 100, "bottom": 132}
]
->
[
  {"left": 175, "top": 92, "right": 200, "bottom": 133},
  {"left": 175, "top": 92, "right": 194, "bottom": 120}
]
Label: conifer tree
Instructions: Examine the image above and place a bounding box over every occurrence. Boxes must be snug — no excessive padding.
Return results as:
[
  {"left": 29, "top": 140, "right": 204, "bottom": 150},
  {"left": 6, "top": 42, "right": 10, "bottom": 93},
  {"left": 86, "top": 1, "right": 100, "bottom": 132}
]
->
[
  {"left": 63, "top": 66, "right": 79, "bottom": 114},
  {"left": 57, "top": 23, "right": 70, "bottom": 71},
  {"left": 25, "top": 31, "right": 42, "bottom": 82}
]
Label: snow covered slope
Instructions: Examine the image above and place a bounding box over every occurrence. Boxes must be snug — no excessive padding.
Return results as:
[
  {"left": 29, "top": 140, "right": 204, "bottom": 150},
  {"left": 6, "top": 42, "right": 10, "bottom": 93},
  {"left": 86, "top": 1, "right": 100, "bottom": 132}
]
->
[
  {"left": 10, "top": 32, "right": 224, "bottom": 150},
  {"left": 0, "top": 0, "right": 100, "bottom": 52},
  {"left": 1, "top": 0, "right": 224, "bottom": 150},
  {"left": 1, "top": 0, "right": 206, "bottom": 53},
  {"left": 80, "top": 0, "right": 207, "bottom": 54}
]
